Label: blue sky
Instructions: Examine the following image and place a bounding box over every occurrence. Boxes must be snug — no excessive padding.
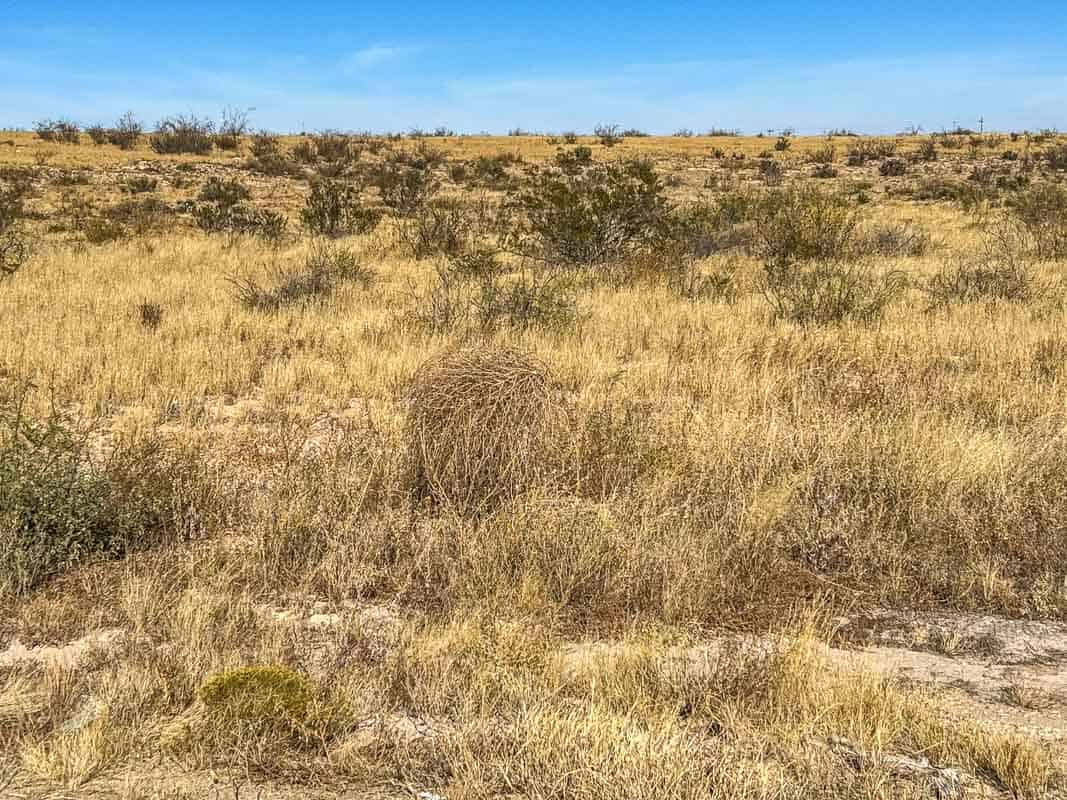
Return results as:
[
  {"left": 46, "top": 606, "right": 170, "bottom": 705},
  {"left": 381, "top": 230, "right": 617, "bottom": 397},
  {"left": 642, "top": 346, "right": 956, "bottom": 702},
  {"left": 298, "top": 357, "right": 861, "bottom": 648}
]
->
[{"left": 1, "top": 1, "right": 1065, "bottom": 134}]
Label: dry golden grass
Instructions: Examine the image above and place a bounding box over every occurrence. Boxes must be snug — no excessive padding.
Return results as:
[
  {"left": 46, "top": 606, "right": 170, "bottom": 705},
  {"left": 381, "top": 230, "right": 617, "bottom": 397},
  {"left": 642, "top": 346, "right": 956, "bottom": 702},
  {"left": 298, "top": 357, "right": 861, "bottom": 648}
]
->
[{"left": 1, "top": 130, "right": 1065, "bottom": 797}]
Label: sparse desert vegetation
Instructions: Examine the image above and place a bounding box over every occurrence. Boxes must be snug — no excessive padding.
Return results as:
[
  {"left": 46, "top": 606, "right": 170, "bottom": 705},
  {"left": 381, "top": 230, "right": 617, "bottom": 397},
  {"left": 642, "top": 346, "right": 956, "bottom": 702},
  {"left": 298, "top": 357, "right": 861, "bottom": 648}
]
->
[{"left": 1, "top": 122, "right": 1067, "bottom": 799}]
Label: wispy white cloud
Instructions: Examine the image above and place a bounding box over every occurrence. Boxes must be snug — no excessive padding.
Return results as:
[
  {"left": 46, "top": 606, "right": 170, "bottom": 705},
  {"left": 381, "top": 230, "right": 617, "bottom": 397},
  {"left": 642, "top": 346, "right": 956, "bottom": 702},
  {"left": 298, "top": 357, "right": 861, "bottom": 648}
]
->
[{"left": 341, "top": 45, "right": 421, "bottom": 72}]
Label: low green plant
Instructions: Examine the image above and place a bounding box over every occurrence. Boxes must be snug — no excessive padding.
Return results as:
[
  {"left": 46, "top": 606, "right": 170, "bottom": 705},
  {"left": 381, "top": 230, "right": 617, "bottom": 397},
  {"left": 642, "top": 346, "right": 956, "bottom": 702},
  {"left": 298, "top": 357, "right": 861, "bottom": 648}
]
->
[
  {"left": 301, "top": 179, "right": 382, "bottom": 237},
  {"left": 199, "top": 666, "right": 314, "bottom": 727},
  {"left": 509, "top": 158, "right": 670, "bottom": 265},
  {"left": 229, "top": 243, "right": 372, "bottom": 312},
  {"left": 198, "top": 176, "right": 250, "bottom": 207},
  {"left": 759, "top": 259, "right": 906, "bottom": 325},
  {"left": 0, "top": 382, "right": 206, "bottom": 595},
  {"left": 150, "top": 115, "right": 214, "bottom": 155},
  {"left": 754, "top": 186, "right": 861, "bottom": 264}
]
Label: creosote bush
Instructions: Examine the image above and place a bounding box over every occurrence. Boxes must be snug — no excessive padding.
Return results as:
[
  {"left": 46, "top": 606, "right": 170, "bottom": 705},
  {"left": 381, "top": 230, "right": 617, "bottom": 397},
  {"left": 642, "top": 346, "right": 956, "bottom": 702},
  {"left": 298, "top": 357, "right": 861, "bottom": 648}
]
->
[
  {"left": 34, "top": 119, "right": 81, "bottom": 144},
  {"left": 150, "top": 114, "right": 215, "bottom": 155},
  {"left": 759, "top": 259, "right": 907, "bottom": 325},
  {"left": 229, "top": 243, "right": 373, "bottom": 311},
  {"left": 405, "top": 347, "right": 563, "bottom": 514},
  {"left": 301, "top": 178, "right": 382, "bottom": 237},
  {"left": 0, "top": 382, "right": 208, "bottom": 596},
  {"left": 198, "top": 176, "right": 250, "bottom": 206},
  {"left": 754, "top": 185, "right": 862, "bottom": 264},
  {"left": 399, "top": 198, "right": 473, "bottom": 259},
  {"left": 510, "top": 158, "right": 670, "bottom": 265}
]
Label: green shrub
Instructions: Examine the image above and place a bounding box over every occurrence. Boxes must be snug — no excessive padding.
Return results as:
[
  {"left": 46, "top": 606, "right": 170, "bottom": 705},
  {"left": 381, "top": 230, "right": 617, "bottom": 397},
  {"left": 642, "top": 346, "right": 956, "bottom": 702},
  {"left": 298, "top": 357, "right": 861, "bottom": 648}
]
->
[
  {"left": 150, "top": 115, "right": 215, "bottom": 155},
  {"left": 198, "top": 176, "right": 250, "bottom": 207},
  {"left": 301, "top": 179, "right": 382, "bottom": 237},
  {"left": 759, "top": 260, "right": 906, "bottom": 325},
  {"left": 1006, "top": 183, "right": 1067, "bottom": 258},
  {"left": 195, "top": 203, "right": 288, "bottom": 242},
  {"left": 0, "top": 384, "right": 206, "bottom": 595},
  {"left": 399, "top": 198, "right": 472, "bottom": 259},
  {"left": 34, "top": 119, "right": 80, "bottom": 144},
  {"left": 754, "top": 186, "right": 861, "bottom": 264},
  {"left": 509, "top": 158, "right": 670, "bottom": 265},
  {"left": 199, "top": 666, "right": 313, "bottom": 727},
  {"left": 229, "top": 243, "right": 372, "bottom": 312},
  {"left": 371, "top": 161, "right": 439, "bottom": 216}
]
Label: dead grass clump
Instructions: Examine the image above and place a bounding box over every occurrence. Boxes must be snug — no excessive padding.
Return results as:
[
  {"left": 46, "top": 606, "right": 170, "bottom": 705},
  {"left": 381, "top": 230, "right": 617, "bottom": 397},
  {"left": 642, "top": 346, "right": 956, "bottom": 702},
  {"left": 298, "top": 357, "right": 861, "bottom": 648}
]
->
[{"left": 405, "top": 348, "right": 561, "bottom": 514}]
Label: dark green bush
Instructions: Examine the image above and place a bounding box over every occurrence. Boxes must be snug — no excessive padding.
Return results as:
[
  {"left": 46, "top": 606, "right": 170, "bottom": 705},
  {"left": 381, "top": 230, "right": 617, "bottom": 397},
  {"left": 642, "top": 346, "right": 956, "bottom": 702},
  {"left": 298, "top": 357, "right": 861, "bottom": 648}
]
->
[
  {"left": 34, "top": 119, "right": 80, "bottom": 144},
  {"left": 0, "top": 384, "right": 207, "bottom": 595},
  {"left": 301, "top": 179, "right": 382, "bottom": 237},
  {"left": 229, "top": 243, "right": 372, "bottom": 312},
  {"left": 759, "top": 260, "right": 906, "bottom": 325},
  {"left": 754, "top": 186, "right": 861, "bottom": 265},
  {"left": 198, "top": 176, "right": 250, "bottom": 207},
  {"left": 509, "top": 158, "right": 670, "bottom": 265},
  {"left": 150, "top": 115, "right": 215, "bottom": 155}
]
